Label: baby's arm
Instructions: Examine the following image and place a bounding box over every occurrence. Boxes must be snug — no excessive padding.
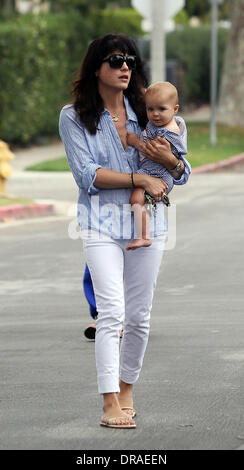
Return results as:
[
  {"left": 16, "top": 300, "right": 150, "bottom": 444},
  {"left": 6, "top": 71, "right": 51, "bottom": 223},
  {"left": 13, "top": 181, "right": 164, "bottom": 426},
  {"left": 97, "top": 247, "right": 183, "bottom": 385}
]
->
[{"left": 127, "top": 132, "right": 147, "bottom": 154}]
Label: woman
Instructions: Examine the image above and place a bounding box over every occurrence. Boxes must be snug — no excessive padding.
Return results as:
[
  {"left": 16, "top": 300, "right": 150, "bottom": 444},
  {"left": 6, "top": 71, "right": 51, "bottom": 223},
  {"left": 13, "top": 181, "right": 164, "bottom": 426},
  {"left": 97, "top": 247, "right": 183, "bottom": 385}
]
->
[{"left": 59, "top": 34, "right": 191, "bottom": 429}]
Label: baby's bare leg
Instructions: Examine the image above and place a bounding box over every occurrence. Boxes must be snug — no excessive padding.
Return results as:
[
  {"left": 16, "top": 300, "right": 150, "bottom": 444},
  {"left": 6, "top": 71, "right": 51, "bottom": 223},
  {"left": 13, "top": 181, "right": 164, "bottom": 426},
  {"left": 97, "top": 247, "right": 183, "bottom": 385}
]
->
[{"left": 126, "top": 188, "right": 152, "bottom": 251}]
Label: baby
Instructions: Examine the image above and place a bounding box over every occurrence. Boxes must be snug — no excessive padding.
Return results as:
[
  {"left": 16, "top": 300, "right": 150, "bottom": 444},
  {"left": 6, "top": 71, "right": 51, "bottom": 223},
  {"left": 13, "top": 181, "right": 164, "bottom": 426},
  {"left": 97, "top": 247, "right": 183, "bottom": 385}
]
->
[{"left": 126, "top": 81, "right": 188, "bottom": 250}]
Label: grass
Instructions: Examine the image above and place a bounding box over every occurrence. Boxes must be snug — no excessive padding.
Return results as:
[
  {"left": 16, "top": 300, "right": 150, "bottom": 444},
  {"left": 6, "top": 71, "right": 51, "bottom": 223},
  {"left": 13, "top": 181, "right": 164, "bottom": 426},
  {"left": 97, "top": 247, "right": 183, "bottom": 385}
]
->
[
  {"left": 26, "top": 157, "right": 70, "bottom": 171},
  {"left": 0, "top": 195, "right": 33, "bottom": 206},
  {"left": 25, "top": 123, "right": 244, "bottom": 171},
  {"left": 187, "top": 122, "right": 244, "bottom": 168}
]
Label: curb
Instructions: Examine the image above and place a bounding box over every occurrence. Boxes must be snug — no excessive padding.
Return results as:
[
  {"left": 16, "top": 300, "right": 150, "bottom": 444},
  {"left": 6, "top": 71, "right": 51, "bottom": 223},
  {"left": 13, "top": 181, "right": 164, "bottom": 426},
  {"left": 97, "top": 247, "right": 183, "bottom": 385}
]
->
[
  {"left": 0, "top": 202, "right": 55, "bottom": 223},
  {"left": 192, "top": 153, "right": 244, "bottom": 174}
]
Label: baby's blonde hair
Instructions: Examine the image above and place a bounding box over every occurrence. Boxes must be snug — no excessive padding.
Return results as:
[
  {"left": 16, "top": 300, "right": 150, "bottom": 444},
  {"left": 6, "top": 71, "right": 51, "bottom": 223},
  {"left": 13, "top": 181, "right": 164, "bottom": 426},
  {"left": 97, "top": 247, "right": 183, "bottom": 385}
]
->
[{"left": 145, "top": 81, "right": 179, "bottom": 106}]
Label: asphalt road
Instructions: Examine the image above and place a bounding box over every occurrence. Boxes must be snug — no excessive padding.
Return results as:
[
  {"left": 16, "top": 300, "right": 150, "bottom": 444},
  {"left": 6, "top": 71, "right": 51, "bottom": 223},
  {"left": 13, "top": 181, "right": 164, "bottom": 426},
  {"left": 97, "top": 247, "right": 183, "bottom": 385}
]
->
[{"left": 1, "top": 171, "right": 244, "bottom": 450}]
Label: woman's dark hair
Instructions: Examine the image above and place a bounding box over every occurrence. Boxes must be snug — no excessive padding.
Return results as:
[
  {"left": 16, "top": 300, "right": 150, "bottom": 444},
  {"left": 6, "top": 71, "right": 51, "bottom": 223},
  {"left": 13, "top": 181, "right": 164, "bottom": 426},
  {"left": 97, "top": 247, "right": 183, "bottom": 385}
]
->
[{"left": 71, "top": 34, "right": 148, "bottom": 134}]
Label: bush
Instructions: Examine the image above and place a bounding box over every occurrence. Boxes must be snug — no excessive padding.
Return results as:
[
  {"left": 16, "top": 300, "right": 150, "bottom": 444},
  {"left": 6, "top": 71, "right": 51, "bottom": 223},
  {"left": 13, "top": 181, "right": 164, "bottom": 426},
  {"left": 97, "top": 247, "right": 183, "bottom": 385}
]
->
[
  {"left": 0, "top": 9, "right": 145, "bottom": 145},
  {"left": 0, "top": 13, "right": 90, "bottom": 144},
  {"left": 166, "top": 26, "right": 229, "bottom": 103},
  {"left": 88, "top": 8, "right": 144, "bottom": 38}
]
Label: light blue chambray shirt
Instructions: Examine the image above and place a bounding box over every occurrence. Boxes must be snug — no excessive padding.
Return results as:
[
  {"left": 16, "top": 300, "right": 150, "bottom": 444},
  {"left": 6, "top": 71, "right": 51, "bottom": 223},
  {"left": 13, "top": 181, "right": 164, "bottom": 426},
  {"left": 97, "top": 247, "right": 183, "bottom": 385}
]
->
[{"left": 59, "top": 96, "right": 191, "bottom": 239}]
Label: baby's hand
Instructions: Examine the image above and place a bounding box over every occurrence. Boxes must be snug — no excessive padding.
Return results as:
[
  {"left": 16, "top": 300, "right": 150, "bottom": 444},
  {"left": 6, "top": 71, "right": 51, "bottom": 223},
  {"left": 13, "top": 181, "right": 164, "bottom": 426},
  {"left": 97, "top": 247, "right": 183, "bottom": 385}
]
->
[
  {"left": 127, "top": 132, "right": 147, "bottom": 153},
  {"left": 127, "top": 132, "right": 139, "bottom": 147}
]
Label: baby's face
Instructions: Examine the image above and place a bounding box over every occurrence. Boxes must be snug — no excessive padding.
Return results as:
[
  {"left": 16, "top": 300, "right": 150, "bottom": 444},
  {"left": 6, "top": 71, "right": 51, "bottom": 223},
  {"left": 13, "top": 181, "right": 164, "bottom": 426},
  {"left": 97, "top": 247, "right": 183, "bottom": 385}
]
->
[{"left": 145, "top": 92, "right": 178, "bottom": 127}]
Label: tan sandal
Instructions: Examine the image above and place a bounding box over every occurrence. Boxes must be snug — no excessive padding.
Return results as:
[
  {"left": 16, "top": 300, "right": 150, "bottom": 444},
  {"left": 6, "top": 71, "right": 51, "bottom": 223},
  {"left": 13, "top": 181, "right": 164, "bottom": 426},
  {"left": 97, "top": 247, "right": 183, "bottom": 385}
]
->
[
  {"left": 121, "top": 407, "right": 137, "bottom": 418},
  {"left": 100, "top": 415, "right": 136, "bottom": 428}
]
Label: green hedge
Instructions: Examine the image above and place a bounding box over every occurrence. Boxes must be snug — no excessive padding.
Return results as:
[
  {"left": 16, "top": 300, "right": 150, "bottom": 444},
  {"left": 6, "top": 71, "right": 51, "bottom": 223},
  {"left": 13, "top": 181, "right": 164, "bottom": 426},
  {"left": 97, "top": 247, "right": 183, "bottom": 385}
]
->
[
  {"left": 0, "top": 13, "right": 90, "bottom": 144},
  {"left": 88, "top": 8, "right": 144, "bottom": 38},
  {"left": 0, "top": 9, "right": 144, "bottom": 145},
  {"left": 166, "top": 26, "right": 229, "bottom": 103}
]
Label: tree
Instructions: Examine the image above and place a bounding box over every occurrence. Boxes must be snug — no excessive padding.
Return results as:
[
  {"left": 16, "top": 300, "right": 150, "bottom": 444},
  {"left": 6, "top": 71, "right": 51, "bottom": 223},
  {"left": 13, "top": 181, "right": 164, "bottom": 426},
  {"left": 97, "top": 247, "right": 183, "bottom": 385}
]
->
[
  {"left": 218, "top": 0, "right": 244, "bottom": 125},
  {"left": 184, "top": 0, "right": 210, "bottom": 18},
  {"left": 0, "top": 0, "right": 16, "bottom": 14},
  {"left": 183, "top": 0, "right": 231, "bottom": 22}
]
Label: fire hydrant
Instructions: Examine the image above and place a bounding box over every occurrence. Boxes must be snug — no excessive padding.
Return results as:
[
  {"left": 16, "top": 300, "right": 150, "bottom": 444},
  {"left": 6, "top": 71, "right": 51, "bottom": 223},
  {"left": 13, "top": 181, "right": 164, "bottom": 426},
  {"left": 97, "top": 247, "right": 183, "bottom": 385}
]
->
[{"left": 0, "top": 140, "right": 14, "bottom": 195}]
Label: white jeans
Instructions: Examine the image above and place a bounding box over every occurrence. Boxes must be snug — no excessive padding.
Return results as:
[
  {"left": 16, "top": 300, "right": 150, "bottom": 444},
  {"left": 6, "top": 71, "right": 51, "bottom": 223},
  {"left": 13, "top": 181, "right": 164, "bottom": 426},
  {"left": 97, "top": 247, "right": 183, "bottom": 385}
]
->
[{"left": 83, "top": 232, "right": 164, "bottom": 394}]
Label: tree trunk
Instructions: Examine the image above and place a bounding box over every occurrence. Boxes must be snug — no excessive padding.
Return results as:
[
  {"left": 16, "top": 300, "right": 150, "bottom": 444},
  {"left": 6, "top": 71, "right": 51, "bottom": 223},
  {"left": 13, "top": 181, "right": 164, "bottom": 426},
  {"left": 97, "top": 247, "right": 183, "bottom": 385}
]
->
[{"left": 218, "top": 0, "right": 244, "bottom": 126}]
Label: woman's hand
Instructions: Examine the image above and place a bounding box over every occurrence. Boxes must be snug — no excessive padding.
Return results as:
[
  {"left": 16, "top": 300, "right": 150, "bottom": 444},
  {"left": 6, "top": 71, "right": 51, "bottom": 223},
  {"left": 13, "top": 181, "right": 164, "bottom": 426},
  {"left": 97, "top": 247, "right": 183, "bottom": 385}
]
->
[
  {"left": 134, "top": 174, "right": 168, "bottom": 201},
  {"left": 141, "top": 136, "right": 185, "bottom": 178},
  {"left": 141, "top": 137, "right": 172, "bottom": 165}
]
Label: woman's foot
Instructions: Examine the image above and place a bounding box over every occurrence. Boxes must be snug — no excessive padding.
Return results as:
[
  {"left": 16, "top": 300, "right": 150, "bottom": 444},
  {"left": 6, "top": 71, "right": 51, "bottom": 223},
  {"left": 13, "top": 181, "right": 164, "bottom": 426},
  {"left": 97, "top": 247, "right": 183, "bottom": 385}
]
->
[
  {"left": 126, "top": 238, "right": 152, "bottom": 250},
  {"left": 118, "top": 381, "right": 136, "bottom": 417},
  {"left": 101, "top": 397, "right": 136, "bottom": 428}
]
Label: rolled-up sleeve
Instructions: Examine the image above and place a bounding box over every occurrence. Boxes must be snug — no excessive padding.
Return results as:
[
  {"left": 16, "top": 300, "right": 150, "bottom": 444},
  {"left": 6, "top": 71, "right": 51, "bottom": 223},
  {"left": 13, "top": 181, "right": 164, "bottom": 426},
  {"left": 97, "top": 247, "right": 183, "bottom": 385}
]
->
[
  {"left": 172, "top": 154, "right": 191, "bottom": 186},
  {"left": 59, "top": 107, "right": 102, "bottom": 194}
]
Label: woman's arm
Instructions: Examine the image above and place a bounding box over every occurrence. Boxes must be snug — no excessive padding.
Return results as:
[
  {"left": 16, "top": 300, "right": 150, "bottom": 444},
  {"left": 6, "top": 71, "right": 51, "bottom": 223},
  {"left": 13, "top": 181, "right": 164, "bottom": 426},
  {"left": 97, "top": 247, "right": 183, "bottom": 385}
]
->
[
  {"left": 94, "top": 168, "right": 133, "bottom": 189},
  {"left": 59, "top": 107, "right": 102, "bottom": 195},
  {"left": 94, "top": 168, "right": 168, "bottom": 199}
]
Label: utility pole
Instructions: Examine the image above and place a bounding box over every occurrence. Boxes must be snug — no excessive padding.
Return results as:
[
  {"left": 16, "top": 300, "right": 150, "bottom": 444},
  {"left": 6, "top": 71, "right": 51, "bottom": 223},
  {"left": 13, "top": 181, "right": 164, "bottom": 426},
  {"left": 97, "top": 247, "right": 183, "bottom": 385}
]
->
[
  {"left": 151, "top": 0, "right": 166, "bottom": 82},
  {"left": 210, "top": 0, "right": 223, "bottom": 146}
]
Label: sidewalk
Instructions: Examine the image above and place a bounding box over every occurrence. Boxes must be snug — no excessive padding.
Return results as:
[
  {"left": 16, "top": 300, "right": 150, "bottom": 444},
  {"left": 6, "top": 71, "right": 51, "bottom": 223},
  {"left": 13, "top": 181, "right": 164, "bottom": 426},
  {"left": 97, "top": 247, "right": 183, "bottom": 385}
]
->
[
  {"left": 1, "top": 139, "right": 76, "bottom": 223},
  {"left": 12, "top": 140, "right": 65, "bottom": 171},
  {"left": 182, "top": 104, "right": 211, "bottom": 123}
]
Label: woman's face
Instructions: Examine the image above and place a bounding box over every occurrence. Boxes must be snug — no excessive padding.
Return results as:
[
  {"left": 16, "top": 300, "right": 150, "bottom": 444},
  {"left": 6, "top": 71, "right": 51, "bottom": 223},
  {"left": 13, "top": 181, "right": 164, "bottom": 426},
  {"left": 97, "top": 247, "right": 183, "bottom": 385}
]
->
[{"left": 96, "top": 50, "right": 132, "bottom": 92}]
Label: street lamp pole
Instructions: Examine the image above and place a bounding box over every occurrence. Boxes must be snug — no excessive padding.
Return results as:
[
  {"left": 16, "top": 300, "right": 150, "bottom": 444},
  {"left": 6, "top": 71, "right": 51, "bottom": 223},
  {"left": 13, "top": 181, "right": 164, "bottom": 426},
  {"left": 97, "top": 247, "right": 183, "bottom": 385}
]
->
[{"left": 132, "top": 0, "right": 185, "bottom": 83}]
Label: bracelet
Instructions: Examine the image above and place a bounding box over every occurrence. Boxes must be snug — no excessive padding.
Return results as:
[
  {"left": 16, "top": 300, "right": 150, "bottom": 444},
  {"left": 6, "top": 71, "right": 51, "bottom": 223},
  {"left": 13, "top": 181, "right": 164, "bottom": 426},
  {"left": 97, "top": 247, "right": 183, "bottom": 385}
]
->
[
  {"left": 168, "top": 160, "right": 182, "bottom": 174},
  {"left": 131, "top": 172, "right": 136, "bottom": 188}
]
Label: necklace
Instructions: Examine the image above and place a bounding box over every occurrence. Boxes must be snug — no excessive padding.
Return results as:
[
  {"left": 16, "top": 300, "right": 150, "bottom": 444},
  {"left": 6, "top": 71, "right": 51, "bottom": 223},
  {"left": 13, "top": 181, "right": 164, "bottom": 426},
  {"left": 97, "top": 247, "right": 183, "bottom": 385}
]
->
[{"left": 109, "top": 107, "right": 125, "bottom": 122}]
